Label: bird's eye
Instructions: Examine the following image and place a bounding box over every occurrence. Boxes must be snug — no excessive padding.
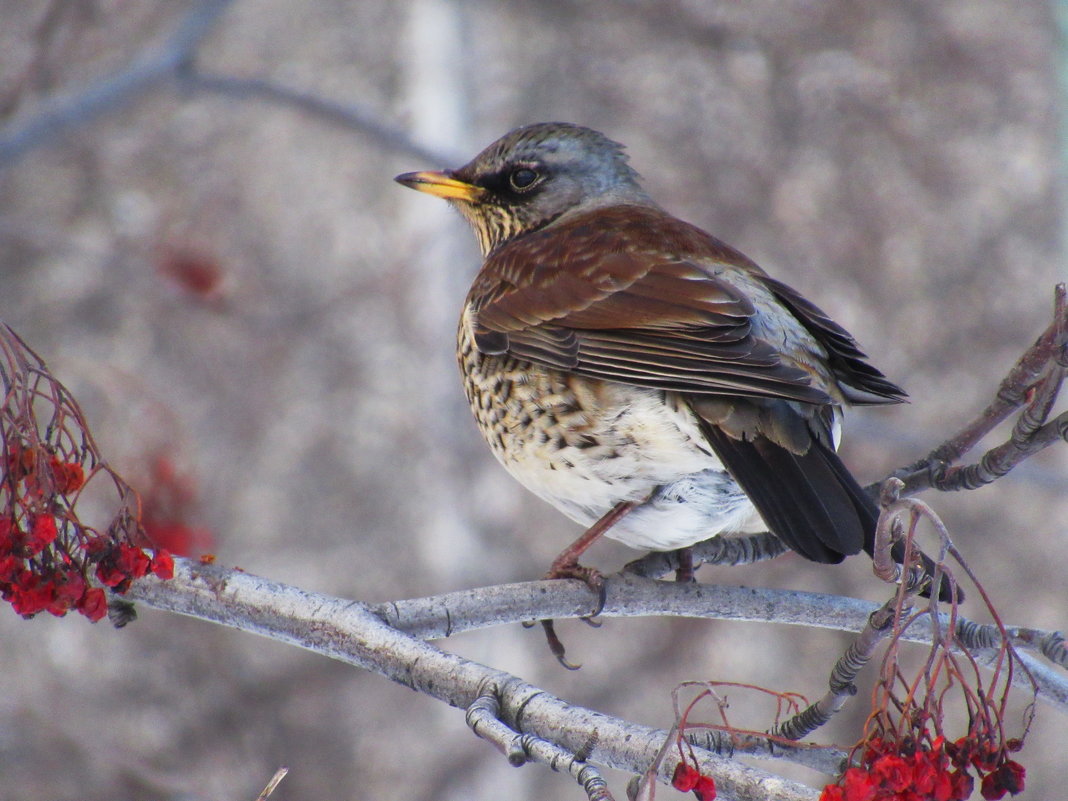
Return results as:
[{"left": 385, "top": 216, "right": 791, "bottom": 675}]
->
[{"left": 508, "top": 167, "right": 540, "bottom": 191}]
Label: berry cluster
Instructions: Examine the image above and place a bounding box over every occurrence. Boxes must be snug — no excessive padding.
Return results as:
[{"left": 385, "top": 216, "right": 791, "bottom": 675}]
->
[
  {"left": 1, "top": 323, "right": 180, "bottom": 625},
  {"left": 821, "top": 734, "right": 1025, "bottom": 801},
  {"left": 1, "top": 443, "right": 172, "bottom": 622}
]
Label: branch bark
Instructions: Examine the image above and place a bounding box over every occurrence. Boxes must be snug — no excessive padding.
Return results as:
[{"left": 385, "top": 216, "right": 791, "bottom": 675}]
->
[
  {"left": 370, "top": 572, "right": 1068, "bottom": 709},
  {"left": 121, "top": 558, "right": 1068, "bottom": 798},
  {"left": 124, "top": 560, "right": 823, "bottom": 801}
]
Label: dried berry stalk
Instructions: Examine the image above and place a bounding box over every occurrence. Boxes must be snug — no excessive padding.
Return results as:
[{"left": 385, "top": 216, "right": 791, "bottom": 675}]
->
[
  {"left": 0, "top": 323, "right": 172, "bottom": 623},
  {"left": 820, "top": 494, "right": 1036, "bottom": 801}
]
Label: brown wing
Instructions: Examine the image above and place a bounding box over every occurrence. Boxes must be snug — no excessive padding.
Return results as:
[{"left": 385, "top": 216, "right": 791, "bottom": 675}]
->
[{"left": 467, "top": 205, "right": 878, "bottom": 404}]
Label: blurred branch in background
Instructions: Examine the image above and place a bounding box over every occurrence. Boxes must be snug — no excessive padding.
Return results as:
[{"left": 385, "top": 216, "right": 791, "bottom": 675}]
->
[
  {"left": 0, "top": 0, "right": 456, "bottom": 169},
  {"left": 0, "top": 0, "right": 234, "bottom": 165},
  {"left": 174, "top": 69, "right": 460, "bottom": 165}
]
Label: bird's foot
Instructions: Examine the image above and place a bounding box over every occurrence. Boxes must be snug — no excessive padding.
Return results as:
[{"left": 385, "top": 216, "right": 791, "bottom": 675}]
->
[
  {"left": 531, "top": 502, "right": 640, "bottom": 669},
  {"left": 544, "top": 558, "right": 603, "bottom": 588},
  {"left": 532, "top": 560, "right": 609, "bottom": 670},
  {"left": 544, "top": 557, "right": 607, "bottom": 617}
]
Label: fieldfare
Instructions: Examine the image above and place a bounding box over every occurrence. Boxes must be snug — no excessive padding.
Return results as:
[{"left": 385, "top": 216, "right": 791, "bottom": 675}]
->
[{"left": 397, "top": 122, "right": 950, "bottom": 601}]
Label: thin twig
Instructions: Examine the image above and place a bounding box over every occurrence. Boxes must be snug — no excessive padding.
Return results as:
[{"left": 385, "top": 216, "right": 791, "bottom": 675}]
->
[
  {"left": 890, "top": 284, "right": 1068, "bottom": 496},
  {"left": 1004, "top": 627, "right": 1067, "bottom": 670},
  {"left": 681, "top": 727, "right": 844, "bottom": 777},
  {"left": 466, "top": 681, "right": 530, "bottom": 766},
  {"left": 176, "top": 67, "right": 460, "bottom": 165},
  {"left": 772, "top": 600, "right": 901, "bottom": 742},
  {"left": 926, "top": 407, "right": 1068, "bottom": 492},
  {"left": 253, "top": 767, "right": 288, "bottom": 801}
]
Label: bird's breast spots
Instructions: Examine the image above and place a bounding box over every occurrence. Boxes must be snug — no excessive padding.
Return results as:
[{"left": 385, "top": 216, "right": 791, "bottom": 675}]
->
[
  {"left": 553, "top": 398, "right": 581, "bottom": 416},
  {"left": 493, "top": 378, "right": 512, "bottom": 405}
]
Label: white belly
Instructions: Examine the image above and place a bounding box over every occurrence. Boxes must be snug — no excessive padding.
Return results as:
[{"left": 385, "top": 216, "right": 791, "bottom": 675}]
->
[{"left": 491, "top": 381, "right": 764, "bottom": 550}]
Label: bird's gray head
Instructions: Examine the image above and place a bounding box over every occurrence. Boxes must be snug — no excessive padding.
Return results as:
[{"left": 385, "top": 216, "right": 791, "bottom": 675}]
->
[{"left": 396, "top": 123, "right": 650, "bottom": 254}]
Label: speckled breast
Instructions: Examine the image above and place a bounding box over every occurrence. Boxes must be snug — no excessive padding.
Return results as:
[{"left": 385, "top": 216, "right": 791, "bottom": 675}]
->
[{"left": 456, "top": 311, "right": 762, "bottom": 550}]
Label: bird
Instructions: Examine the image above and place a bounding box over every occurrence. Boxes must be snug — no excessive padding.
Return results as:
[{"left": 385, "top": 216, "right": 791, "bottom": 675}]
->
[{"left": 396, "top": 122, "right": 952, "bottom": 601}]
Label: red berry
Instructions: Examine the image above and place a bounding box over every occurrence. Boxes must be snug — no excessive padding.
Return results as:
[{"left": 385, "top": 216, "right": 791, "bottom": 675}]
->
[
  {"left": 77, "top": 587, "right": 108, "bottom": 622},
  {"left": 151, "top": 549, "right": 175, "bottom": 580},
  {"left": 672, "top": 762, "right": 700, "bottom": 792},
  {"left": 693, "top": 774, "right": 716, "bottom": 800}
]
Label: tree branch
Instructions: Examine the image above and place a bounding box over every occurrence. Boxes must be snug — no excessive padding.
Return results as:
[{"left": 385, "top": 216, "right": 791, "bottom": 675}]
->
[
  {"left": 120, "top": 557, "right": 1067, "bottom": 800},
  {"left": 369, "top": 573, "right": 1067, "bottom": 709},
  {"left": 174, "top": 67, "right": 460, "bottom": 165},
  {"left": 772, "top": 600, "right": 899, "bottom": 742},
  {"left": 124, "top": 560, "right": 822, "bottom": 801},
  {"left": 466, "top": 684, "right": 615, "bottom": 801},
  {"left": 0, "top": 0, "right": 457, "bottom": 170},
  {"left": 889, "top": 284, "right": 1068, "bottom": 496}
]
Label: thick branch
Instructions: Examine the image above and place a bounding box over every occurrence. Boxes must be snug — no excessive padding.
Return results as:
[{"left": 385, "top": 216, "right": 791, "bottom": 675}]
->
[
  {"left": 371, "top": 573, "right": 1068, "bottom": 710},
  {"left": 124, "top": 561, "right": 820, "bottom": 801},
  {"left": 124, "top": 563, "right": 1068, "bottom": 732}
]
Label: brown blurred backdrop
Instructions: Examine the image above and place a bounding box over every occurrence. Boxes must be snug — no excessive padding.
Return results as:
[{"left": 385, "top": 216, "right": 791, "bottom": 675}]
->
[{"left": 1, "top": 1, "right": 1065, "bottom": 799}]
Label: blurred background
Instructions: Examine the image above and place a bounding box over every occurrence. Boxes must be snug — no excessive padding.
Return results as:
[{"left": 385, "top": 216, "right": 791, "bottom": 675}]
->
[{"left": 1, "top": 1, "right": 1065, "bottom": 799}]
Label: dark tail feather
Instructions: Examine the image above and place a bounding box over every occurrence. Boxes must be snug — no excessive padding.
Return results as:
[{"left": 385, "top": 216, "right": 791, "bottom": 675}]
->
[
  {"left": 698, "top": 420, "right": 959, "bottom": 602},
  {"left": 699, "top": 420, "right": 864, "bottom": 563}
]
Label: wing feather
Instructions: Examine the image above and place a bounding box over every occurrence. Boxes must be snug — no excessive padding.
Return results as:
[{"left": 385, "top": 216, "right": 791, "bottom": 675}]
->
[{"left": 466, "top": 206, "right": 904, "bottom": 406}]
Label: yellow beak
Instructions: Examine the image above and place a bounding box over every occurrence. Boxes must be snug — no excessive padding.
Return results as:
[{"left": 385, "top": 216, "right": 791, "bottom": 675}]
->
[{"left": 394, "top": 170, "right": 485, "bottom": 201}]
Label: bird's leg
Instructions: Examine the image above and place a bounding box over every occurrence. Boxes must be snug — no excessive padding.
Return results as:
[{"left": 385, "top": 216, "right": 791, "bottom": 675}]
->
[
  {"left": 544, "top": 500, "right": 637, "bottom": 588},
  {"left": 538, "top": 501, "right": 637, "bottom": 670},
  {"left": 673, "top": 546, "right": 695, "bottom": 583}
]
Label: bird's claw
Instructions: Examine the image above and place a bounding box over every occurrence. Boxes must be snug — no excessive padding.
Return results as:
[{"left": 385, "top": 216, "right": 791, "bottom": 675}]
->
[
  {"left": 534, "top": 561, "right": 610, "bottom": 668},
  {"left": 541, "top": 619, "right": 582, "bottom": 670}
]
